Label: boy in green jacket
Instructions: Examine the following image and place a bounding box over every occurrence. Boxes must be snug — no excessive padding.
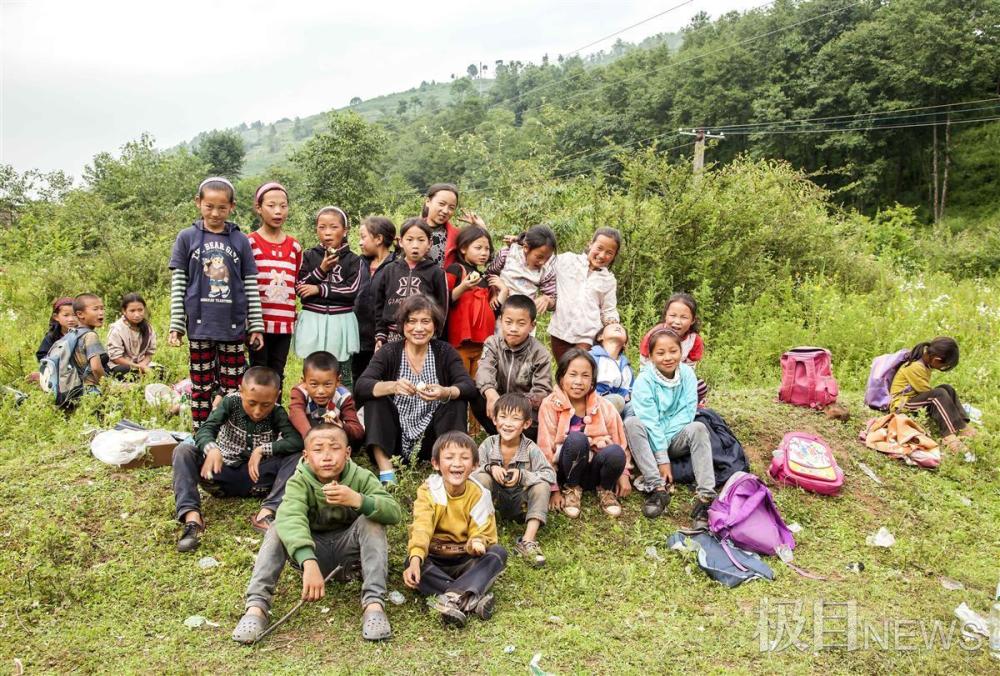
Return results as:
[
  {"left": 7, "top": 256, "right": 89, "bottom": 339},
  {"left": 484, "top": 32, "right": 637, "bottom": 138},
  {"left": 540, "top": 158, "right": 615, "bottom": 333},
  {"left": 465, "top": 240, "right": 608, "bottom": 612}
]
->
[{"left": 232, "top": 424, "right": 402, "bottom": 643}]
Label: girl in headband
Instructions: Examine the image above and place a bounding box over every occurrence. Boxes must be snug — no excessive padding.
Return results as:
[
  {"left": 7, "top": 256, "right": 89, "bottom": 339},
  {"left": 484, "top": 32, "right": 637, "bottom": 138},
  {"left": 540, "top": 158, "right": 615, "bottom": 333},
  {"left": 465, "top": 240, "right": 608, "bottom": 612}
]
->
[
  {"left": 294, "top": 206, "right": 364, "bottom": 387},
  {"left": 247, "top": 182, "right": 302, "bottom": 393},
  {"left": 167, "top": 177, "right": 265, "bottom": 429}
]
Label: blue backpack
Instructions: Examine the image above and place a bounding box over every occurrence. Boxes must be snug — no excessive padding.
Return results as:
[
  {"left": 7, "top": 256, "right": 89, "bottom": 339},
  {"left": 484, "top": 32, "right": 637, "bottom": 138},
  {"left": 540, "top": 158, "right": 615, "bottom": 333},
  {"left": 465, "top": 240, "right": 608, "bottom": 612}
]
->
[
  {"left": 39, "top": 327, "right": 92, "bottom": 406},
  {"left": 667, "top": 531, "right": 774, "bottom": 588}
]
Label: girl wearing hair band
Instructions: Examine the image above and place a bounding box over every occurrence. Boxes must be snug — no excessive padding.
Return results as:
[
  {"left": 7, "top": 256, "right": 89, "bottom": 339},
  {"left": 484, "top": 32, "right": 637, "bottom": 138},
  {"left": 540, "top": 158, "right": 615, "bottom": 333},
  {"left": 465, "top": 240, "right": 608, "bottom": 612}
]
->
[
  {"left": 247, "top": 182, "right": 302, "bottom": 392},
  {"left": 168, "top": 177, "right": 264, "bottom": 429},
  {"left": 295, "top": 206, "right": 363, "bottom": 387}
]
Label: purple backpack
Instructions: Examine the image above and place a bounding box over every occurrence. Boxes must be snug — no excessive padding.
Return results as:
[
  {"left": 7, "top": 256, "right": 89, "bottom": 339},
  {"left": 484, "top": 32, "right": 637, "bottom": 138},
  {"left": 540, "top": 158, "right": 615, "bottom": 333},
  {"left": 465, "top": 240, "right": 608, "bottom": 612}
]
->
[
  {"left": 865, "top": 349, "right": 910, "bottom": 411},
  {"left": 708, "top": 472, "right": 795, "bottom": 557}
]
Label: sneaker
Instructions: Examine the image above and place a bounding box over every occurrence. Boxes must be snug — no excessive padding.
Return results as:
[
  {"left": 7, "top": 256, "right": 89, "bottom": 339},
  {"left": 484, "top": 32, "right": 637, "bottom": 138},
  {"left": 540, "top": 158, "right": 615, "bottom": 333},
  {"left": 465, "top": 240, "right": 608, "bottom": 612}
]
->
[
  {"left": 597, "top": 488, "right": 622, "bottom": 517},
  {"left": 514, "top": 538, "right": 546, "bottom": 567},
  {"left": 176, "top": 521, "right": 203, "bottom": 552},
  {"left": 689, "top": 497, "right": 712, "bottom": 532},
  {"left": 561, "top": 486, "right": 583, "bottom": 519},
  {"left": 642, "top": 489, "right": 671, "bottom": 519},
  {"left": 471, "top": 592, "right": 495, "bottom": 621},
  {"left": 433, "top": 593, "right": 467, "bottom": 628}
]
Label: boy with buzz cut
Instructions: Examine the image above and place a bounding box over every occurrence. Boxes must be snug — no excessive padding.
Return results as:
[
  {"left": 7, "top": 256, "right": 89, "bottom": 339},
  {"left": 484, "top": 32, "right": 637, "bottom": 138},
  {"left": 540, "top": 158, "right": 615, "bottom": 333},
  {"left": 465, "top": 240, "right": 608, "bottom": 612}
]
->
[
  {"left": 172, "top": 366, "right": 303, "bottom": 552},
  {"left": 473, "top": 294, "right": 553, "bottom": 440},
  {"left": 69, "top": 293, "right": 107, "bottom": 400},
  {"left": 473, "top": 393, "right": 556, "bottom": 568},
  {"left": 403, "top": 431, "right": 508, "bottom": 629},
  {"left": 287, "top": 351, "right": 364, "bottom": 444},
  {"left": 232, "top": 424, "right": 401, "bottom": 643}
]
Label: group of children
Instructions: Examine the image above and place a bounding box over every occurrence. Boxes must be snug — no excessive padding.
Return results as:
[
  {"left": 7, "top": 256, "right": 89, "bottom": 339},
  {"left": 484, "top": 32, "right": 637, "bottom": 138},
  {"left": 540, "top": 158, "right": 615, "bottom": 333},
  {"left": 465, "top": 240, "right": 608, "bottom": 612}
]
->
[{"left": 32, "top": 175, "right": 974, "bottom": 644}]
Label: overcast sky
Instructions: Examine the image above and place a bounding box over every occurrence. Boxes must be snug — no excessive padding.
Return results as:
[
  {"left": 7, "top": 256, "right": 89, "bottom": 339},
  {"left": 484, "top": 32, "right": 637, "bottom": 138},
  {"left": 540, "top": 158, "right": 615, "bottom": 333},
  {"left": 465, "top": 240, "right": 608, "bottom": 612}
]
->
[{"left": 2, "top": 0, "right": 763, "bottom": 177}]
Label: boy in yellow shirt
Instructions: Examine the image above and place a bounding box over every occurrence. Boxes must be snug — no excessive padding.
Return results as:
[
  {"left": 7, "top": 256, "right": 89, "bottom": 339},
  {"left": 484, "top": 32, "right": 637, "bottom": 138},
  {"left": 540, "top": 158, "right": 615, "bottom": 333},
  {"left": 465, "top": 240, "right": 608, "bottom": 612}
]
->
[{"left": 403, "top": 431, "right": 507, "bottom": 628}]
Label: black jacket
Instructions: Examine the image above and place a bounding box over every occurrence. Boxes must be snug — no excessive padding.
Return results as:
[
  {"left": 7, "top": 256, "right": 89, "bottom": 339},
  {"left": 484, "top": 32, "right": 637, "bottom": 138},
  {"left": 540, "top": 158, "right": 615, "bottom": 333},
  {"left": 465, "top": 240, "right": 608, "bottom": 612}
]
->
[
  {"left": 353, "top": 339, "right": 477, "bottom": 405},
  {"left": 297, "top": 244, "right": 363, "bottom": 314},
  {"left": 355, "top": 252, "right": 397, "bottom": 351},
  {"left": 670, "top": 408, "right": 750, "bottom": 488},
  {"left": 372, "top": 257, "right": 448, "bottom": 342}
]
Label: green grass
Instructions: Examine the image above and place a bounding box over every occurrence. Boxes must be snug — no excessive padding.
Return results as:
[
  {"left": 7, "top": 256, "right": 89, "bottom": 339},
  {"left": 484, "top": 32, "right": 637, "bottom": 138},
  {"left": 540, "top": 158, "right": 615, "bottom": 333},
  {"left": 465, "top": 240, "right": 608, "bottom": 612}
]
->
[{"left": 1, "top": 381, "right": 997, "bottom": 674}]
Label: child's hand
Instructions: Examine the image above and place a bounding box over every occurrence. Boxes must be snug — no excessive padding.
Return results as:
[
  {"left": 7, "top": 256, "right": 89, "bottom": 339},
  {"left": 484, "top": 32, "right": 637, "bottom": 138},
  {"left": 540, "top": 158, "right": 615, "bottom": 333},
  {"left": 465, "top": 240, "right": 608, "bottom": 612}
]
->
[
  {"left": 403, "top": 557, "right": 422, "bottom": 588},
  {"left": 502, "top": 234, "right": 517, "bottom": 245},
  {"left": 319, "top": 250, "right": 339, "bottom": 273},
  {"left": 168, "top": 331, "right": 183, "bottom": 348},
  {"left": 248, "top": 332, "right": 264, "bottom": 350},
  {"left": 615, "top": 473, "right": 632, "bottom": 498},
  {"left": 200, "top": 445, "right": 223, "bottom": 480},
  {"left": 468, "top": 539, "right": 486, "bottom": 557},
  {"left": 301, "top": 560, "right": 326, "bottom": 602},
  {"left": 549, "top": 490, "right": 564, "bottom": 512},
  {"left": 484, "top": 391, "right": 499, "bottom": 421},
  {"left": 534, "top": 294, "right": 553, "bottom": 314},
  {"left": 593, "top": 435, "right": 612, "bottom": 449},
  {"left": 297, "top": 283, "right": 320, "bottom": 299},
  {"left": 489, "top": 464, "right": 507, "bottom": 485},
  {"left": 374, "top": 340, "right": 383, "bottom": 353},
  {"left": 457, "top": 209, "right": 486, "bottom": 228},
  {"left": 659, "top": 463, "right": 673, "bottom": 486},
  {"left": 504, "top": 468, "right": 520, "bottom": 487},
  {"left": 248, "top": 447, "right": 264, "bottom": 483},
  {"left": 323, "top": 481, "right": 363, "bottom": 508}
]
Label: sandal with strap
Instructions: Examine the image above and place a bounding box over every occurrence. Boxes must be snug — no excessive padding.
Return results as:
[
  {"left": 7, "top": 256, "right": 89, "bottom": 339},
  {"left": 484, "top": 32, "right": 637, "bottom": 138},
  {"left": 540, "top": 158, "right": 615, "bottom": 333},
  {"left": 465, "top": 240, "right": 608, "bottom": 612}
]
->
[
  {"left": 232, "top": 610, "right": 269, "bottom": 644},
  {"left": 362, "top": 606, "right": 392, "bottom": 641}
]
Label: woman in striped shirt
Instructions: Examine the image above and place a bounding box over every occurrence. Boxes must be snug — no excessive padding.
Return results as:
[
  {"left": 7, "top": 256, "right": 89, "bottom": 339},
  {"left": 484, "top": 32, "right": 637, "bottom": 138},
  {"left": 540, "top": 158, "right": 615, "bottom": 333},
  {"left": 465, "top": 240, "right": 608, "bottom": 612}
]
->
[{"left": 247, "top": 182, "right": 302, "bottom": 392}]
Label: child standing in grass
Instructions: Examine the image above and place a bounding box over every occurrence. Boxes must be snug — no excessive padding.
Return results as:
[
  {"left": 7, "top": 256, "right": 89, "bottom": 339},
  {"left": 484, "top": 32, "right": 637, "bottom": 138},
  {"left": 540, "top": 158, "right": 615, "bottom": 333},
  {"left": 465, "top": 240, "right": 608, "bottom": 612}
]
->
[
  {"left": 171, "top": 366, "right": 303, "bottom": 551},
  {"left": 486, "top": 224, "right": 557, "bottom": 317},
  {"left": 168, "top": 177, "right": 264, "bottom": 429},
  {"left": 247, "top": 182, "right": 302, "bottom": 392},
  {"left": 639, "top": 293, "right": 708, "bottom": 401},
  {"left": 295, "top": 206, "right": 363, "bottom": 387},
  {"left": 288, "top": 351, "right": 364, "bottom": 446},
  {"left": 474, "top": 393, "right": 555, "bottom": 567},
  {"left": 628, "top": 328, "right": 712, "bottom": 525},
  {"left": 446, "top": 225, "right": 498, "bottom": 377},
  {"left": 537, "top": 348, "right": 630, "bottom": 519},
  {"left": 890, "top": 337, "right": 975, "bottom": 452},
  {"left": 105, "top": 293, "right": 158, "bottom": 378},
  {"left": 547, "top": 227, "right": 621, "bottom": 363},
  {"left": 232, "top": 424, "right": 400, "bottom": 643},
  {"left": 354, "top": 216, "right": 397, "bottom": 378},
  {"left": 403, "top": 431, "right": 507, "bottom": 628}
]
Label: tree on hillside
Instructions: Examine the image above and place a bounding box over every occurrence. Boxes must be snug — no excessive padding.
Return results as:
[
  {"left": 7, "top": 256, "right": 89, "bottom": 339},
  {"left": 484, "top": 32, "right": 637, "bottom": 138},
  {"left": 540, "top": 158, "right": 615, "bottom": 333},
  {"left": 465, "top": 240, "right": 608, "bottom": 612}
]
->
[
  {"left": 290, "top": 111, "right": 388, "bottom": 217},
  {"left": 194, "top": 129, "right": 246, "bottom": 179},
  {"left": 350, "top": 96, "right": 363, "bottom": 105},
  {"left": 467, "top": 64, "right": 478, "bottom": 78}
]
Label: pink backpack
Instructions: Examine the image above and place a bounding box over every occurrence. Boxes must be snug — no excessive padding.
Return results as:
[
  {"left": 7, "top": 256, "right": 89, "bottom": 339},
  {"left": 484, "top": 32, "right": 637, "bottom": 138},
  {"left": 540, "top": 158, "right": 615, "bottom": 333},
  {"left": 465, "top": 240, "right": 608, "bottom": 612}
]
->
[
  {"left": 778, "top": 347, "right": 839, "bottom": 408},
  {"left": 769, "top": 432, "right": 843, "bottom": 495}
]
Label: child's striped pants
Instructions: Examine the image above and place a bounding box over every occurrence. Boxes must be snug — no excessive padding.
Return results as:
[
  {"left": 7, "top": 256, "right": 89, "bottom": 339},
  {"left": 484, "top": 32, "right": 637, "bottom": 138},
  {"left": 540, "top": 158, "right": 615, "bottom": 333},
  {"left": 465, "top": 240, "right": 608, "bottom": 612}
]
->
[
  {"left": 902, "top": 384, "right": 968, "bottom": 436},
  {"left": 189, "top": 340, "right": 246, "bottom": 428}
]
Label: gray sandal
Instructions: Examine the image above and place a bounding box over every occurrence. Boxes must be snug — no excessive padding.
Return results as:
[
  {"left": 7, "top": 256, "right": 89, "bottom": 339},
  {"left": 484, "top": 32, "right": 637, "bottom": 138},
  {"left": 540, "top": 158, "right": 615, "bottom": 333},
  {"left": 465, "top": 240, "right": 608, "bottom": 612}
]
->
[
  {"left": 362, "top": 606, "right": 392, "bottom": 641},
  {"left": 232, "top": 610, "right": 269, "bottom": 644}
]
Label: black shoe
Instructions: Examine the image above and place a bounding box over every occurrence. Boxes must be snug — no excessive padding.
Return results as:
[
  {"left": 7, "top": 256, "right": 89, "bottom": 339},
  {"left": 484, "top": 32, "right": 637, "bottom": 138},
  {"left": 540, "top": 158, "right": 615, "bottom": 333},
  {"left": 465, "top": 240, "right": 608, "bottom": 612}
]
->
[
  {"left": 642, "top": 489, "right": 671, "bottom": 519},
  {"left": 471, "top": 593, "right": 495, "bottom": 621},
  {"left": 177, "top": 521, "right": 203, "bottom": 552},
  {"left": 689, "top": 497, "right": 712, "bottom": 532}
]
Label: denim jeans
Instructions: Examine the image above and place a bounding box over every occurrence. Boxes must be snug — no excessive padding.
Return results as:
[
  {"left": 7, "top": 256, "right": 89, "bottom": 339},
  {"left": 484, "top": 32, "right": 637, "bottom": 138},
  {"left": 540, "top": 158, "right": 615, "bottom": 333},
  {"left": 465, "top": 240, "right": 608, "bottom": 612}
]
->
[
  {"left": 245, "top": 515, "right": 389, "bottom": 611},
  {"left": 417, "top": 545, "right": 507, "bottom": 599}
]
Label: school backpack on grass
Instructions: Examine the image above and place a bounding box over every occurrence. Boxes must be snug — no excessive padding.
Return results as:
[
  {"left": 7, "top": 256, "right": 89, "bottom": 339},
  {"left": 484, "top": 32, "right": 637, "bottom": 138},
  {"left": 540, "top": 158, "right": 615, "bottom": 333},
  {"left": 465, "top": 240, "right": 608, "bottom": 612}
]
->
[
  {"left": 864, "top": 349, "right": 910, "bottom": 411},
  {"left": 39, "top": 327, "right": 90, "bottom": 406},
  {"left": 708, "top": 471, "right": 796, "bottom": 557},
  {"left": 778, "top": 347, "right": 839, "bottom": 409},
  {"left": 769, "top": 432, "right": 843, "bottom": 496},
  {"left": 667, "top": 531, "right": 774, "bottom": 588}
]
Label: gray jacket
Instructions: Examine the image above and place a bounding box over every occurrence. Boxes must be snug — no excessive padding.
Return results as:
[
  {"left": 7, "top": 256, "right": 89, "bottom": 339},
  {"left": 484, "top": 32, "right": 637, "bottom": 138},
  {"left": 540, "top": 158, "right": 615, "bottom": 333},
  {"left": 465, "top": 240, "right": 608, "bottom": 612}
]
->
[
  {"left": 475, "top": 334, "right": 553, "bottom": 408},
  {"left": 477, "top": 435, "right": 557, "bottom": 488}
]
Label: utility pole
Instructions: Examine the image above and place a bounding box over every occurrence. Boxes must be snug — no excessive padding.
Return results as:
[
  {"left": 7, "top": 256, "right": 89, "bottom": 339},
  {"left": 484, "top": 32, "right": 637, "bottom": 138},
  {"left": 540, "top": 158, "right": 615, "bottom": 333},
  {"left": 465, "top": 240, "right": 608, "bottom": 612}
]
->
[{"left": 679, "top": 128, "right": 725, "bottom": 177}]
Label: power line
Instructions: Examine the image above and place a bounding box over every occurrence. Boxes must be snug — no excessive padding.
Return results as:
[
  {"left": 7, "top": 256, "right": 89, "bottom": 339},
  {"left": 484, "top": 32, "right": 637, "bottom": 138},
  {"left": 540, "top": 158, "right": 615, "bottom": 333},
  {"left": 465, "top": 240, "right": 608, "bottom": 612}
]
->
[
  {"left": 720, "top": 114, "right": 1000, "bottom": 135},
  {"left": 564, "top": 0, "right": 698, "bottom": 57}
]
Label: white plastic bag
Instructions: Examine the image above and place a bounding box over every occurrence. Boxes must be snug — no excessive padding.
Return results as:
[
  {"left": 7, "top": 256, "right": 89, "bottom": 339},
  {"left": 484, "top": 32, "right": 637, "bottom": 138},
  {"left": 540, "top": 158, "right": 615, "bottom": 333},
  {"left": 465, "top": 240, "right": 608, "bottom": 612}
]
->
[
  {"left": 90, "top": 430, "right": 149, "bottom": 466},
  {"left": 145, "top": 383, "right": 180, "bottom": 407}
]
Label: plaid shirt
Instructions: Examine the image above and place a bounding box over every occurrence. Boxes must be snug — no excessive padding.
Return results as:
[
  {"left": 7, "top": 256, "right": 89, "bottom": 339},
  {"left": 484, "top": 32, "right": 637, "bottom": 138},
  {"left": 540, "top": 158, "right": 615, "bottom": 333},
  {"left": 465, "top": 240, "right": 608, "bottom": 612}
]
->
[
  {"left": 394, "top": 347, "right": 440, "bottom": 460},
  {"left": 194, "top": 393, "right": 303, "bottom": 466}
]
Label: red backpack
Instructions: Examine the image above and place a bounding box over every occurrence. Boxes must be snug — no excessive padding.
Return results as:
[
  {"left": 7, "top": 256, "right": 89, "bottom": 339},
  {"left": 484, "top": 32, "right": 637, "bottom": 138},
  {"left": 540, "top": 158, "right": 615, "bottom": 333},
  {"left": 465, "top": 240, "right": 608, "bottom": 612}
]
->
[
  {"left": 778, "top": 347, "right": 839, "bottom": 409},
  {"left": 769, "top": 432, "right": 843, "bottom": 496}
]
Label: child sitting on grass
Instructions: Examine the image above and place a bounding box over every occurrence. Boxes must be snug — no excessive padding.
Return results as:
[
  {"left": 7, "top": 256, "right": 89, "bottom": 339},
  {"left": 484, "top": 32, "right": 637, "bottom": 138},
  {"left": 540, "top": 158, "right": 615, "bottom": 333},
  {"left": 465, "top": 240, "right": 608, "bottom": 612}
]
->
[
  {"left": 105, "top": 293, "right": 159, "bottom": 378},
  {"left": 232, "top": 424, "right": 401, "bottom": 643},
  {"left": 472, "top": 294, "right": 553, "bottom": 440},
  {"left": 590, "top": 322, "right": 634, "bottom": 417},
  {"left": 171, "top": 366, "right": 304, "bottom": 551},
  {"left": 403, "top": 431, "right": 507, "bottom": 628},
  {"left": 67, "top": 293, "right": 107, "bottom": 403},
  {"left": 474, "top": 393, "right": 555, "bottom": 568},
  {"left": 34, "top": 297, "right": 77, "bottom": 364},
  {"left": 288, "top": 351, "right": 364, "bottom": 446}
]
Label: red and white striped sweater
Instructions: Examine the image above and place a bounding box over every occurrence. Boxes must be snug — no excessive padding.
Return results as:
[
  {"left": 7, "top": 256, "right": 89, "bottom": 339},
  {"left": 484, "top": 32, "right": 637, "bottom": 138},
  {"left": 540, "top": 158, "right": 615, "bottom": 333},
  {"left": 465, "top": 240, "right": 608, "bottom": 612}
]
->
[{"left": 248, "top": 231, "right": 302, "bottom": 334}]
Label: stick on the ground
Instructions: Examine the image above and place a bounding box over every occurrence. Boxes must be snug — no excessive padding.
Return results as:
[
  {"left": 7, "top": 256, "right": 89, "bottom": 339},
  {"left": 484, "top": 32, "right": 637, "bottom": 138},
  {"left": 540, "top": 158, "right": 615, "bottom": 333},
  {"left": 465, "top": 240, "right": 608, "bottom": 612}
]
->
[{"left": 253, "top": 564, "right": 343, "bottom": 644}]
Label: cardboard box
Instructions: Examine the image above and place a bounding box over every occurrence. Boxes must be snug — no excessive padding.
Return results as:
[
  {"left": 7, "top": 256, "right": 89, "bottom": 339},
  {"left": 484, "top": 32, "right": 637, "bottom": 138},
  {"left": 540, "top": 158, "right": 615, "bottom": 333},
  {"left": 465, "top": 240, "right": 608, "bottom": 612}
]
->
[{"left": 121, "top": 430, "right": 179, "bottom": 469}]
